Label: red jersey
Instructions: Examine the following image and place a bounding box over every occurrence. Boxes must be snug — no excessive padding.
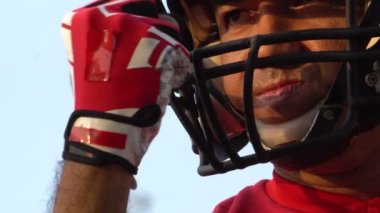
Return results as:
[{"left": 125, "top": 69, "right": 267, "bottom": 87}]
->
[{"left": 214, "top": 173, "right": 380, "bottom": 213}]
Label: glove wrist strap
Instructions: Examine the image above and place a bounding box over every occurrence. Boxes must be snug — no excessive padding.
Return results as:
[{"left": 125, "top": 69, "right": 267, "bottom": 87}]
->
[
  {"left": 62, "top": 108, "right": 160, "bottom": 175},
  {"left": 63, "top": 139, "right": 138, "bottom": 174}
]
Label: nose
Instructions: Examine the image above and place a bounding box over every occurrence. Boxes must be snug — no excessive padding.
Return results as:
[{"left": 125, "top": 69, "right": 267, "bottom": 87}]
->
[
  {"left": 258, "top": 40, "right": 304, "bottom": 59},
  {"left": 255, "top": 3, "right": 304, "bottom": 58}
]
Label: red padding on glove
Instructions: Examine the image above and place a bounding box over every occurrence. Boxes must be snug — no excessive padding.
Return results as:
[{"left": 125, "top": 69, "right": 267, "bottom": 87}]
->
[{"left": 69, "top": 126, "right": 127, "bottom": 149}]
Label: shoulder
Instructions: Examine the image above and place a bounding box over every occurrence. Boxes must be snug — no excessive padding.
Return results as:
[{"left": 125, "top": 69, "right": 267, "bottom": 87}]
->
[{"left": 212, "top": 180, "right": 268, "bottom": 213}]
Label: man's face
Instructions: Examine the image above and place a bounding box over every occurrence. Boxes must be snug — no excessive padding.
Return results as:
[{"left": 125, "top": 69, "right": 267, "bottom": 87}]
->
[{"left": 212, "top": 0, "right": 363, "bottom": 127}]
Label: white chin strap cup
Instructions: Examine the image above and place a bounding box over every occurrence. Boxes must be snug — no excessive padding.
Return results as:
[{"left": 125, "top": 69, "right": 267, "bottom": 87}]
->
[{"left": 256, "top": 103, "right": 322, "bottom": 148}]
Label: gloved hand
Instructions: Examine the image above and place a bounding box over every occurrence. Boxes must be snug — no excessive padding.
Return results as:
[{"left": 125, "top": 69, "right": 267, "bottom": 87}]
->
[{"left": 60, "top": 0, "right": 190, "bottom": 175}]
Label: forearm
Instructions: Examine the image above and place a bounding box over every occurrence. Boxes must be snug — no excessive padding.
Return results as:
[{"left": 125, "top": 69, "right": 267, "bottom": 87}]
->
[{"left": 53, "top": 161, "right": 134, "bottom": 213}]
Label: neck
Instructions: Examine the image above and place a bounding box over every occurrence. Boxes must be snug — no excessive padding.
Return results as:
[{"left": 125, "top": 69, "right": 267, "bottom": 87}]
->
[
  {"left": 273, "top": 125, "right": 380, "bottom": 200},
  {"left": 274, "top": 164, "right": 380, "bottom": 200}
]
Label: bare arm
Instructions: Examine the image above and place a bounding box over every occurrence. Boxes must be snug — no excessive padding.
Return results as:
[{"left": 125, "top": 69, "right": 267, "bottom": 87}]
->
[
  {"left": 53, "top": 161, "right": 135, "bottom": 213},
  {"left": 55, "top": 1, "right": 189, "bottom": 212}
]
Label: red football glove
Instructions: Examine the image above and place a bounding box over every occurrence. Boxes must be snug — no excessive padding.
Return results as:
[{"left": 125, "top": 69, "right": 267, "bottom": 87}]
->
[{"left": 60, "top": 0, "right": 190, "bottom": 175}]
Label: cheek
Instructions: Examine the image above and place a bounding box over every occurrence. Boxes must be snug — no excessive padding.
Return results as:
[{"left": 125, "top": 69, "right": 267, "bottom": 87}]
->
[
  {"left": 319, "top": 62, "right": 342, "bottom": 86},
  {"left": 307, "top": 39, "right": 346, "bottom": 87},
  {"left": 222, "top": 73, "right": 244, "bottom": 110},
  {"left": 220, "top": 51, "right": 248, "bottom": 110}
]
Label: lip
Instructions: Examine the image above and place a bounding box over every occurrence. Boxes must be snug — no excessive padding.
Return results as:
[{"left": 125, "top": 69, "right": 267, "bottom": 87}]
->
[{"left": 254, "top": 80, "right": 304, "bottom": 107}]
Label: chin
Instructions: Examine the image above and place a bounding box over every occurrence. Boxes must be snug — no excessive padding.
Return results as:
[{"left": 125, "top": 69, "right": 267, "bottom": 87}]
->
[{"left": 256, "top": 101, "right": 322, "bottom": 148}]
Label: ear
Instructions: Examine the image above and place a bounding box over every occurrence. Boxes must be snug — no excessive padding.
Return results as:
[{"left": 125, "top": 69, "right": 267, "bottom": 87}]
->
[{"left": 169, "top": 0, "right": 217, "bottom": 48}]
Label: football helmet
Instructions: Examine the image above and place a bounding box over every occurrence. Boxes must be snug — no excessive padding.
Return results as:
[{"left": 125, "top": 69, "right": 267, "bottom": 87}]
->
[{"left": 167, "top": 0, "right": 380, "bottom": 176}]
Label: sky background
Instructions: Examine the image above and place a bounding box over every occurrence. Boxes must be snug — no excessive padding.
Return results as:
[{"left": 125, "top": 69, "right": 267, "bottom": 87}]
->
[{"left": 0, "top": 0, "right": 273, "bottom": 212}]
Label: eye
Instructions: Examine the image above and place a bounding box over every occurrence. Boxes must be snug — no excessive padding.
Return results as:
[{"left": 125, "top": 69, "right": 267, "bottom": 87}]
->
[{"left": 224, "top": 9, "right": 254, "bottom": 28}]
